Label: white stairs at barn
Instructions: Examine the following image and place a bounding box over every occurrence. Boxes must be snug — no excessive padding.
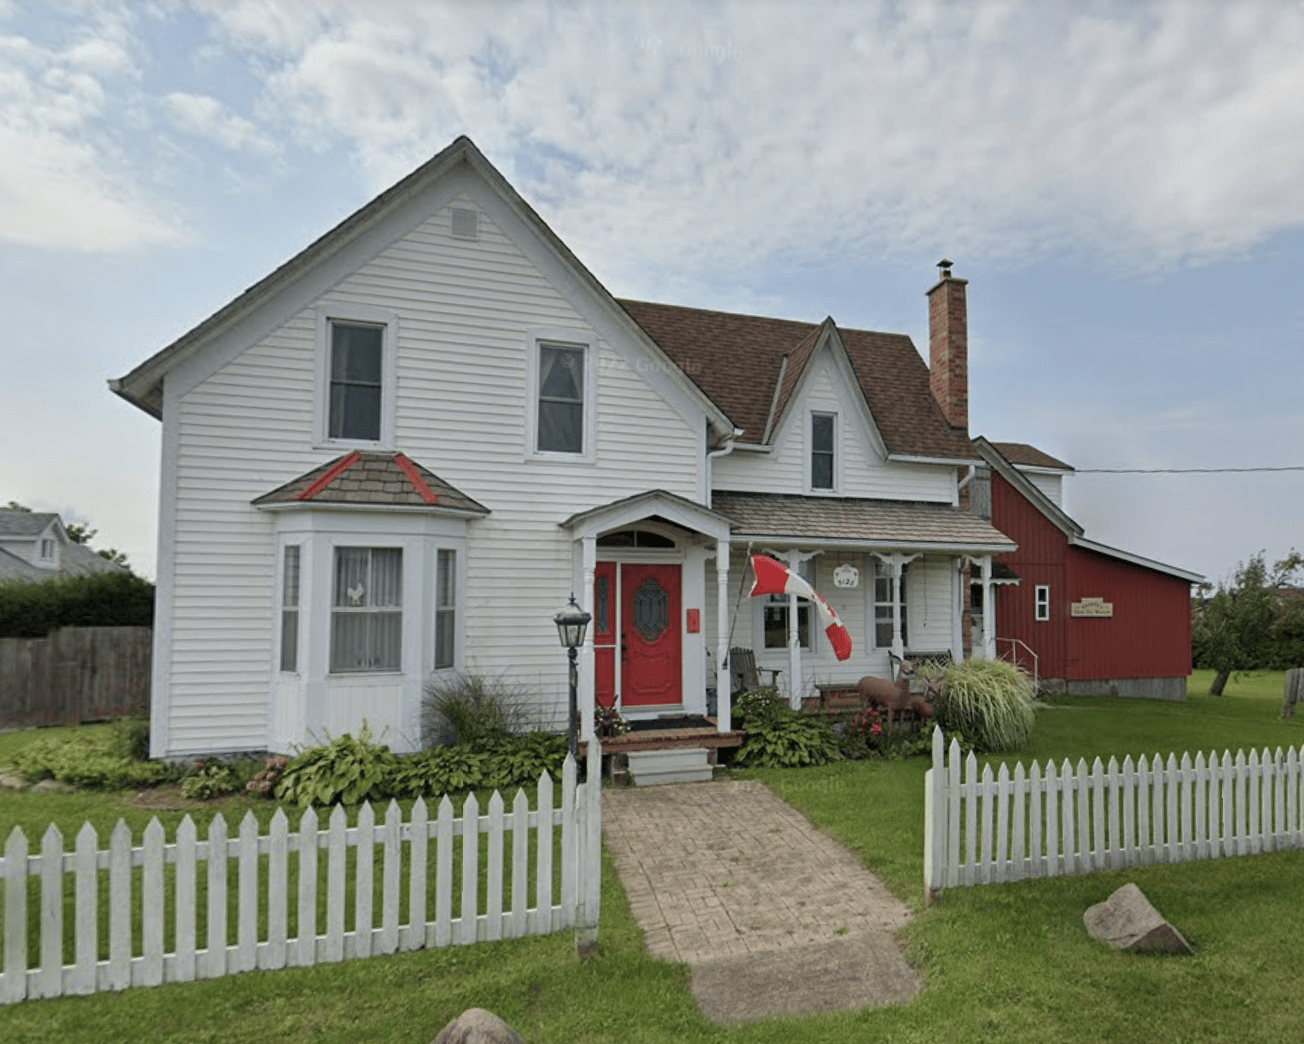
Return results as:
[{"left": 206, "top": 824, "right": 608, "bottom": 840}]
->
[{"left": 626, "top": 747, "right": 714, "bottom": 785}]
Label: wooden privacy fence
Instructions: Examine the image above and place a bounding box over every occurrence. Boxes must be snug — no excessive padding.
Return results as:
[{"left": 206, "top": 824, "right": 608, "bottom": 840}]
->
[
  {"left": 0, "top": 744, "right": 601, "bottom": 1004},
  {"left": 924, "top": 728, "right": 1304, "bottom": 899},
  {"left": 0, "top": 626, "right": 151, "bottom": 728}
]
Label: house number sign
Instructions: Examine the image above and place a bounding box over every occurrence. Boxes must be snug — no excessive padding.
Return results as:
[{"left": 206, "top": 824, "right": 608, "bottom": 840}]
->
[{"left": 833, "top": 563, "right": 860, "bottom": 589}]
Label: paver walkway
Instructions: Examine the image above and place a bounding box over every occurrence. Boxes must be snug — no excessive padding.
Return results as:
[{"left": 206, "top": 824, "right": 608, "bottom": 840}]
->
[{"left": 603, "top": 779, "right": 921, "bottom": 1023}]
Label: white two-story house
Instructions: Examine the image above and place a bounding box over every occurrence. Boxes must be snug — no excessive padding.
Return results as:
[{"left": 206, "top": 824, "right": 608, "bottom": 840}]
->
[{"left": 112, "top": 136, "right": 1014, "bottom": 760}]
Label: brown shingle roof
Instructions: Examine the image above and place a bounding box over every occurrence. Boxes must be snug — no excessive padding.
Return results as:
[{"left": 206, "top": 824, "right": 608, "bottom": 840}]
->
[
  {"left": 988, "top": 442, "right": 1074, "bottom": 471},
  {"left": 253, "top": 452, "right": 489, "bottom": 514},
  {"left": 618, "top": 299, "right": 975, "bottom": 460},
  {"left": 712, "top": 492, "right": 1016, "bottom": 551}
]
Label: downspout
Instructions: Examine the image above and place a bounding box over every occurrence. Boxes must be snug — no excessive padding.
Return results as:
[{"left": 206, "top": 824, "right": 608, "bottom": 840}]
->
[{"left": 705, "top": 427, "right": 744, "bottom": 509}]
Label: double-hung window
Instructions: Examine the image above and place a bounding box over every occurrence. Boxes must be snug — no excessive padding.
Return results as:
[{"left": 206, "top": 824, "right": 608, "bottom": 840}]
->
[
  {"left": 328, "top": 322, "right": 384, "bottom": 441},
  {"left": 280, "top": 545, "right": 301, "bottom": 672},
  {"left": 331, "top": 547, "right": 403, "bottom": 672},
  {"left": 537, "top": 342, "right": 586, "bottom": 454},
  {"left": 316, "top": 305, "right": 395, "bottom": 447},
  {"left": 39, "top": 538, "right": 55, "bottom": 560},
  {"left": 811, "top": 413, "right": 835, "bottom": 490},
  {"left": 434, "top": 549, "right": 456, "bottom": 670},
  {"left": 874, "top": 562, "right": 908, "bottom": 648},
  {"left": 1035, "top": 585, "right": 1051, "bottom": 622},
  {"left": 763, "top": 558, "right": 812, "bottom": 650}
]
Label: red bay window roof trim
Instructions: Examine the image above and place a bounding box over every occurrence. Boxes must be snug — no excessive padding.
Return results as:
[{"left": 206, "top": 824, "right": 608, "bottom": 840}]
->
[
  {"left": 297, "top": 450, "right": 362, "bottom": 501},
  {"left": 394, "top": 452, "right": 440, "bottom": 504}
]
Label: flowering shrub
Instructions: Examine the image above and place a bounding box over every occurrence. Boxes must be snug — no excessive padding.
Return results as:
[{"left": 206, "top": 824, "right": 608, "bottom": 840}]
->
[
  {"left": 246, "top": 756, "right": 288, "bottom": 798},
  {"left": 594, "top": 704, "right": 631, "bottom": 737}
]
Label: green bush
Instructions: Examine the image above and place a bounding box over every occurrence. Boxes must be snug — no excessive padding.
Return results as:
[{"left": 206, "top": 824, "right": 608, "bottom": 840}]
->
[
  {"left": 422, "top": 672, "right": 532, "bottom": 747},
  {"left": 933, "top": 657, "right": 1037, "bottom": 753},
  {"left": 107, "top": 716, "right": 151, "bottom": 761},
  {"left": 274, "top": 727, "right": 399, "bottom": 807},
  {"left": 732, "top": 687, "right": 786, "bottom": 725},
  {"left": 13, "top": 732, "right": 176, "bottom": 790},
  {"left": 484, "top": 732, "right": 568, "bottom": 789},
  {"left": 180, "top": 759, "right": 240, "bottom": 800},
  {"left": 734, "top": 707, "right": 841, "bottom": 768},
  {"left": 391, "top": 746, "right": 488, "bottom": 798},
  {"left": 0, "top": 571, "right": 155, "bottom": 637}
]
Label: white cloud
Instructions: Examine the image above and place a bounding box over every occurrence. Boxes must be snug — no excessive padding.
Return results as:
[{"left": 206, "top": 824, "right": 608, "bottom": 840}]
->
[
  {"left": 0, "top": 11, "right": 185, "bottom": 251},
  {"left": 193, "top": 0, "right": 1304, "bottom": 282},
  {"left": 163, "top": 91, "right": 275, "bottom": 154}
]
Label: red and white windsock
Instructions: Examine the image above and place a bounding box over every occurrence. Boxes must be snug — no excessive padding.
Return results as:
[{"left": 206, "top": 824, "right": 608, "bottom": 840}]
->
[{"left": 749, "top": 554, "right": 853, "bottom": 661}]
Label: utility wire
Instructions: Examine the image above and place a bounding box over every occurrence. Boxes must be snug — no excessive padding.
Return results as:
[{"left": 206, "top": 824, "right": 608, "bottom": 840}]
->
[{"left": 1075, "top": 466, "right": 1304, "bottom": 474}]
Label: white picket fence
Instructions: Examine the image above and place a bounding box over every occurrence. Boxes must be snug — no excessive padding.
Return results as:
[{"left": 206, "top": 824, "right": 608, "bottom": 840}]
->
[
  {"left": 0, "top": 744, "right": 601, "bottom": 1004},
  {"left": 924, "top": 728, "right": 1304, "bottom": 899}
]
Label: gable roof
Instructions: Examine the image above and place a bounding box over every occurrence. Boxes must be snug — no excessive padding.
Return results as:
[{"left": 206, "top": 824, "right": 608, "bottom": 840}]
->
[
  {"left": 111, "top": 136, "right": 732, "bottom": 439},
  {"left": 975, "top": 438, "right": 1202, "bottom": 583},
  {"left": 252, "top": 452, "right": 489, "bottom": 515},
  {"left": 0, "top": 546, "right": 43, "bottom": 580},
  {"left": 989, "top": 441, "right": 1073, "bottom": 472},
  {"left": 619, "top": 300, "right": 976, "bottom": 461}
]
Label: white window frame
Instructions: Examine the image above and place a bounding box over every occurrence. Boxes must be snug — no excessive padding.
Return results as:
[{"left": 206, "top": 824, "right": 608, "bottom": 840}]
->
[
  {"left": 329, "top": 545, "right": 404, "bottom": 674},
  {"left": 279, "top": 545, "right": 301, "bottom": 673},
  {"left": 758, "top": 558, "right": 814, "bottom": 653},
  {"left": 314, "top": 304, "right": 398, "bottom": 450},
  {"left": 39, "top": 538, "right": 55, "bottom": 560},
  {"left": 526, "top": 328, "right": 597, "bottom": 463},
  {"left": 873, "top": 561, "right": 909, "bottom": 650},
  {"left": 808, "top": 410, "right": 838, "bottom": 493},
  {"left": 434, "top": 548, "right": 457, "bottom": 671},
  {"left": 1035, "top": 584, "right": 1051, "bottom": 622}
]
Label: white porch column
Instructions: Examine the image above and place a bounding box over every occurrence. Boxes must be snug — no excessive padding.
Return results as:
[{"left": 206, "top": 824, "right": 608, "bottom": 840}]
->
[
  {"left": 890, "top": 563, "right": 905, "bottom": 662},
  {"left": 980, "top": 554, "right": 994, "bottom": 660},
  {"left": 580, "top": 535, "right": 597, "bottom": 742},
  {"left": 715, "top": 539, "right": 731, "bottom": 732}
]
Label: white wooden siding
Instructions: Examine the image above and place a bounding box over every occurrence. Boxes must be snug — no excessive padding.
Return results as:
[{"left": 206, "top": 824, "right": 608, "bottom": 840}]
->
[
  {"left": 161, "top": 192, "right": 703, "bottom": 756},
  {"left": 1024, "top": 472, "right": 1063, "bottom": 508},
  {"left": 712, "top": 358, "right": 954, "bottom": 501}
]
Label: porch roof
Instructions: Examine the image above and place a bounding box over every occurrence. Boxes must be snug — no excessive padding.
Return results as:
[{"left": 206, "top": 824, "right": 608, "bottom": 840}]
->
[
  {"left": 711, "top": 491, "right": 1016, "bottom": 554},
  {"left": 560, "top": 488, "right": 732, "bottom": 542}
]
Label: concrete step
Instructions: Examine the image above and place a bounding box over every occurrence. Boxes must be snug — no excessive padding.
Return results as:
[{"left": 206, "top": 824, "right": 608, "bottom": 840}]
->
[{"left": 627, "top": 747, "right": 713, "bottom": 786}]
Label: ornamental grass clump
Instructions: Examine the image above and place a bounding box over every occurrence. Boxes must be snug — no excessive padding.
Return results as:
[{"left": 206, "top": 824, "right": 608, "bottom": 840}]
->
[{"left": 933, "top": 657, "right": 1037, "bottom": 753}]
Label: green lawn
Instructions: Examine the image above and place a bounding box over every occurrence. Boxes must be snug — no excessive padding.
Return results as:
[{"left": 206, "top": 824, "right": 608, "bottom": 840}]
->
[{"left": 0, "top": 673, "right": 1301, "bottom": 1043}]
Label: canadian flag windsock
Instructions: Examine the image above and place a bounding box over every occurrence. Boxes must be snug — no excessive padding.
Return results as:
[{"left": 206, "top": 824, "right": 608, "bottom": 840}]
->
[{"left": 749, "top": 554, "right": 853, "bottom": 661}]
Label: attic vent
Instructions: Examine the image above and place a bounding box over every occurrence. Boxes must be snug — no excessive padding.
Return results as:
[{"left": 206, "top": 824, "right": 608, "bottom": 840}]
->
[{"left": 450, "top": 207, "right": 479, "bottom": 240}]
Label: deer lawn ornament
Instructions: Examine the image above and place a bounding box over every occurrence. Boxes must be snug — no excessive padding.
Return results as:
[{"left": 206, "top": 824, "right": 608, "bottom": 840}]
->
[{"left": 856, "top": 660, "right": 944, "bottom": 728}]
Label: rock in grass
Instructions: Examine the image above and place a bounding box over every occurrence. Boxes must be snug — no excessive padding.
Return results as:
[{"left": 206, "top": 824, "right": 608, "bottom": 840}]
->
[
  {"left": 1084, "top": 883, "right": 1191, "bottom": 953},
  {"left": 0, "top": 771, "right": 29, "bottom": 790},
  {"left": 432, "top": 1008, "right": 528, "bottom": 1044}
]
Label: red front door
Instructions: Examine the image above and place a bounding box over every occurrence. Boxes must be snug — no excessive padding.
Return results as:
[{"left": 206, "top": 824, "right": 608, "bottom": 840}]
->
[{"left": 618, "top": 563, "right": 682, "bottom": 707}]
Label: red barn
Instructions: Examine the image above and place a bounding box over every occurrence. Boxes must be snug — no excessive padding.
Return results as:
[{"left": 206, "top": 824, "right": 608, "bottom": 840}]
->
[{"left": 973, "top": 438, "right": 1202, "bottom": 701}]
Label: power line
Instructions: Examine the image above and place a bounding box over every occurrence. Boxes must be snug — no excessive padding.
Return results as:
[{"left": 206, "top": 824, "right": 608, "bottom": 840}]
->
[{"left": 1075, "top": 466, "right": 1304, "bottom": 474}]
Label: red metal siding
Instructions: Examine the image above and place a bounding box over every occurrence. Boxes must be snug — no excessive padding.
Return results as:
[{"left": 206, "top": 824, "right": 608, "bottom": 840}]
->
[
  {"left": 1065, "top": 548, "right": 1192, "bottom": 681},
  {"left": 990, "top": 473, "right": 1070, "bottom": 678}
]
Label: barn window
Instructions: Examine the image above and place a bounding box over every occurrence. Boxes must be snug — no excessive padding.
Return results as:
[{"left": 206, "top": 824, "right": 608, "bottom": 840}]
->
[{"left": 1035, "top": 585, "right": 1051, "bottom": 622}]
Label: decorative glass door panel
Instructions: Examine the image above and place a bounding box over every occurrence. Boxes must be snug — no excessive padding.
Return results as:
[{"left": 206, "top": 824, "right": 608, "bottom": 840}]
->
[{"left": 620, "top": 563, "right": 682, "bottom": 706}]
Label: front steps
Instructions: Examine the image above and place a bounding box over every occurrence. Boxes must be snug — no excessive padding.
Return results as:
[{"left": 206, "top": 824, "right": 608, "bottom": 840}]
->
[{"left": 626, "top": 747, "right": 714, "bottom": 786}]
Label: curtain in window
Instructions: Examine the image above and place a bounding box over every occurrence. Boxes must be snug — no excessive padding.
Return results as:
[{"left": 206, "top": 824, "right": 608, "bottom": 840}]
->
[
  {"left": 280, "top": 545, "right": 300, "bottom": 672},
  {"left": 331, "top": 547, "right": 402, "bottom": 672},
  {"left": 538, "top": 343, "right": 584, "bottom": 453}
]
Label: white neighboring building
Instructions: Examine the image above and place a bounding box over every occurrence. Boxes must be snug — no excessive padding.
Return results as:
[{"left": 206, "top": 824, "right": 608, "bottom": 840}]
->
[{"left": 111, "top": 137, "right": 1014, "bottom": 760}]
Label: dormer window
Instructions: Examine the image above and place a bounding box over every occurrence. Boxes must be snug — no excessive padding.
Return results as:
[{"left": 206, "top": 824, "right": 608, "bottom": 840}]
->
[
  {"left": 39, "top": 538, "right": 55, "bottom": 560},
  {"left": 811, "top": 412, "right": 835, "bottom": 491}
]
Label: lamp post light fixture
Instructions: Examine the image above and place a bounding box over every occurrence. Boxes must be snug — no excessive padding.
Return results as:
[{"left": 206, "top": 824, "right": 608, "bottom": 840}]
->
[{"left": 553, "top": 594, "right": 591, "bottom": 760}]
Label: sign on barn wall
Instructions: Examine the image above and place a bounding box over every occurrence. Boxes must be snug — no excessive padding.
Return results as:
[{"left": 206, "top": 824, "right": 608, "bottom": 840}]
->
[{"left": 1071, "top": 597, "right": 1114, "bottom": 618}]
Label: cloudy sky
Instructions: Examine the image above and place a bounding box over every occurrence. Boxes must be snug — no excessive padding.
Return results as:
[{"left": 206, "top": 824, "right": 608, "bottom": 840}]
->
[{"left": 2, "top": 0, "right": 1302, "bottom": 585}]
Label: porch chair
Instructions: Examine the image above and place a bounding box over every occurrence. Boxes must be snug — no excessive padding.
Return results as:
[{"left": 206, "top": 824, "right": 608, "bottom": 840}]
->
[{"left": 729, "top": 647, "right": 782, "bottom": 695}]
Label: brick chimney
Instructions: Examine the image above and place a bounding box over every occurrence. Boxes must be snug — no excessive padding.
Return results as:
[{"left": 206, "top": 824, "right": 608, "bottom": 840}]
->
[{"left": 927, "top": 259, "right": 968, "bottom": 431}]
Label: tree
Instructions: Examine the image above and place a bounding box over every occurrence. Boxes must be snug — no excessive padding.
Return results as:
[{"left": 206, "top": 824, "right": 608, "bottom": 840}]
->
[{"left": 1193, "top": 551, "right": 1304, "bottom": 695}]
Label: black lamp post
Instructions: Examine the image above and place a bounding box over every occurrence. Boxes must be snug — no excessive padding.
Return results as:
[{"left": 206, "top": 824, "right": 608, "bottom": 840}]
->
[{"left": 553, "top": 594, "right": 591, "bottom": 759}]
